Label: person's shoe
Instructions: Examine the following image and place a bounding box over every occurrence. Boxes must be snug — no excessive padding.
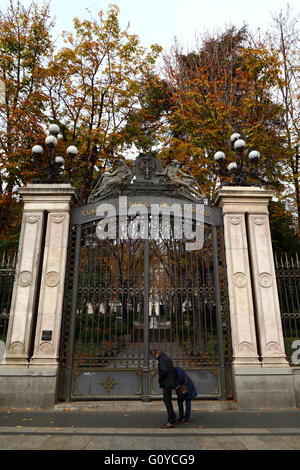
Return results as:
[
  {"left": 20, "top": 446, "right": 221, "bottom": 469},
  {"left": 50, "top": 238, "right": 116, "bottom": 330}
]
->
[
  {"left": 175, "top": 418, "right": 185, "bottom": 424},
  {"left": 160, "top": 422, "right": 175, "bottom": 428}
]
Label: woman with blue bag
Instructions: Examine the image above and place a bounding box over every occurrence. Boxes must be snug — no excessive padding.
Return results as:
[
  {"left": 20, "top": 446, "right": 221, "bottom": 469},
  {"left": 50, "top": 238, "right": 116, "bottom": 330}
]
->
[{"left": 173, "top": 366, "right": 197, "bottom": 423}]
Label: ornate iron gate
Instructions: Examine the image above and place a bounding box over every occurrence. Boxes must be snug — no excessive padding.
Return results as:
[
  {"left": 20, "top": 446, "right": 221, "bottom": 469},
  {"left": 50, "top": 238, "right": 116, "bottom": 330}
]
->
[{"left": 59, "top": 155, "right": 231, "bottom": 401}]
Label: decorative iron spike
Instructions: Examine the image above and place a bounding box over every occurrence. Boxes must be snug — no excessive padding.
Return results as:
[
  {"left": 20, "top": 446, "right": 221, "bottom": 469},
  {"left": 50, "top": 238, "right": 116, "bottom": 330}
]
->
[
  {"left": 1, "top": 252, "right": 5, "bottom": 269},
  {"left": 285, "top": 253, "right": 289, "bottom": 268}
]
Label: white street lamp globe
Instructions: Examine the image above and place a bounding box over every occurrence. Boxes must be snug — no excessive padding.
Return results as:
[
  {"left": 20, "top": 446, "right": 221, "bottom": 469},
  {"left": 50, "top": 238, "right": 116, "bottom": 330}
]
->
[
  {"left": 32, "top": 145, "right": 44, "bottom": 155},
  {"left": 49, "top": 124, "right": 60, "bottom": 136},
  {"left": 248, "top": 150, "right": 260, "bottom": 160},
  {"left": 45, "top": 135, "right": 58, "bottom": 146},
  {"left": 228, "top": 162, "right": 238, "bottom": 171},
  {"left": 233, "top": 139, "right": 246, "bottom": 151},
  {"left": 230, "top": 133, "right": 241, "bottom": 143},
  {"left": 67, "top": 145, "right": 78, "bottom": 156},
  {"left": 214, "top": 151, "right": 225, "bottom": 161},
  {"left": 55, "top": 156, "right": 65, "bottom": 165}
]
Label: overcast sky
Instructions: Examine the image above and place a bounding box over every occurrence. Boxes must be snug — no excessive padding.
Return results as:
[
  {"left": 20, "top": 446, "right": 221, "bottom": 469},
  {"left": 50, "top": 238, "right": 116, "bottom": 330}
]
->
[{"left": 1, "top": 0, "right": 299, "bottom": 53}]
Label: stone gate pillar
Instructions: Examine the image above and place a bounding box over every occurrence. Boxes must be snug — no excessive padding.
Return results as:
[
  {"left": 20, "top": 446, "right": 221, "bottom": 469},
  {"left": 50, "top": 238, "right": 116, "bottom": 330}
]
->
[
  {"left": 3, "top": 188, "right": 45, "bottom": 365},
  {"left": 0, "top": 184, "right": 78, "bottom": 408},
  {"left": 214, "top": 186, "right": 296, "bottom": 409},
  {"left": 213, "top": 188, "right": 260, "bottom": 367}
]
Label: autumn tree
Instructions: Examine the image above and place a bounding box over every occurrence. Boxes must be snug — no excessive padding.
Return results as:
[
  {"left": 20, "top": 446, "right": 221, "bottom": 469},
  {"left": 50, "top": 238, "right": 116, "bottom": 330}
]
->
[
  {"left": 122, "top": 73, "right": 172, "bottom": 152},
  {"left": 269, "top": 200, "right": 300, "bottom": 255},
  {"left": 0, "top": 2, "right": 163, "bottom": 249},
  {"left": 0, "top": 0, "right": 54, "bottom": 250},
  {"left": 161, "top": 27, "right": 286, "bottom": 198},
  {"left": 267, "top": 5, "right": 300, "bottom": 235},
  {"left": 46, "top": 5, "right": 162, "bottom": 202}
]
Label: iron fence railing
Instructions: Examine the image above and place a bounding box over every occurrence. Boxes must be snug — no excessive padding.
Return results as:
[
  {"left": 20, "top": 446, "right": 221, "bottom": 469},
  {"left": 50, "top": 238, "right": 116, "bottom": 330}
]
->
[
  {"left": 275, "top": 253, "right": 300, "bottom": 364},
  {"left": 0, "top": 252, "right": 16, "bottom": 359}
]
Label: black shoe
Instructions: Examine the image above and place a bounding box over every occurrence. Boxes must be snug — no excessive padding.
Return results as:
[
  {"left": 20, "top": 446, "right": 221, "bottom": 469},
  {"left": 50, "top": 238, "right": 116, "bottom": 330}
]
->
[{"left": 160, "top": 422, "right": 175, "bottom": 429}]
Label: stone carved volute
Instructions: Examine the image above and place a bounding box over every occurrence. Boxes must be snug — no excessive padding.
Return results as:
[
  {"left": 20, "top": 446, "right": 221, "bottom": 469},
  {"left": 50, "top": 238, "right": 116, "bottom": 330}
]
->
[
  {"left": 8, "top": 341, "right": 25, "bottom": 354},
  {"left": 51, "top": 214, "right": 65, "bottom": 224},
  {"left": 26, "top": 215, "right": 39, "bottom": 224},
  {"left": 239, "top": 341, "right": 254, "bottom": 353},
  {"left": 229, "top": 216, "right": 242, "bottom": 225},
  {"left": 253, "top": 217, "right": 265, "bottom": 225},
  {"left": 39, "top": 342, "right": 54, "bottom": 354}
]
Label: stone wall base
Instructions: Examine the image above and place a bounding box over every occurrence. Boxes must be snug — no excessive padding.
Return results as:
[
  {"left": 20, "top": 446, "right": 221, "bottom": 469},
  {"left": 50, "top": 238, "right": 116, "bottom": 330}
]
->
[
  {"left": 1, "top": 365, "right": 299, "bottom": 409},
  {"left": 292, "top": 368, "right": 300, "bottom": 408},
  {"left": 0, "top": 366, "right": 59, "bottom": 409},
  {"left": 233, "top": 367, "right": 297, "bottom": 409}
]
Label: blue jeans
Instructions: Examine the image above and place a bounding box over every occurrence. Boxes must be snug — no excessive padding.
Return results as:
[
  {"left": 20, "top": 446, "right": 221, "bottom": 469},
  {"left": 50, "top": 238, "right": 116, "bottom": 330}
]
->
[{"left": 177, "top": 398, "right": 192, "bottom": 422}]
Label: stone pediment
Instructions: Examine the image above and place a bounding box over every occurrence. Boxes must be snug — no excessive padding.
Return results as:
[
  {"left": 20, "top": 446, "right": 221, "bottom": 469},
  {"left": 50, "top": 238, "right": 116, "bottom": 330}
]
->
[{"left": 88, "top": 153, "right": 204, "bottom": 203}]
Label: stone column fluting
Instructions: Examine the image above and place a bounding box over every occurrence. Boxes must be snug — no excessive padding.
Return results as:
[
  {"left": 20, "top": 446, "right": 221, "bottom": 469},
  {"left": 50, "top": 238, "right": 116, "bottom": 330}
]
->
[
  {"left": 30, "top": 211, "right": 70, "bottom": 365},
  {"left": 247, "top": 212, "right": 289, "bottom": 367}
]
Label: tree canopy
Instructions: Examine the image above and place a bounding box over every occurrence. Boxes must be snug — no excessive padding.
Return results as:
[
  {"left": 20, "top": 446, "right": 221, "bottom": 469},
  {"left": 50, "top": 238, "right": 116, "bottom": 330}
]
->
[{"left": 0, "top": 0, "right": 299, "bottom": 252}]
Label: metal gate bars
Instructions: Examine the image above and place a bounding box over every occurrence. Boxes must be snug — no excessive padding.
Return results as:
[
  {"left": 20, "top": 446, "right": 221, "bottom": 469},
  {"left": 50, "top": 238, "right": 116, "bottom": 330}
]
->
[
  {"left": 0, "top": 252, "right": 16, "bottom": 361},
  {"left": 59, "top": 205, "right": 231, "bottom": 401}
]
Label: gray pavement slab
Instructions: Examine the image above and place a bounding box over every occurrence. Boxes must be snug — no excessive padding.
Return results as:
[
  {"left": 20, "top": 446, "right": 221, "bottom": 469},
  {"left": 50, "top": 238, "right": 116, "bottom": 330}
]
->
[
  {"left": 1, "top": 408, "right": 300, "bottom": 429},
  {"left": 195, "top": 436, "right": 223, "bottom": 450},
  {"left": 237, "top": 435, "right": 270, "bottom": 450},
  {"left": 0, "top": 406, "right": 300, "bottom": 451},
  {"left": 215, "top": 435, "right": 247, "bottom": 450}
]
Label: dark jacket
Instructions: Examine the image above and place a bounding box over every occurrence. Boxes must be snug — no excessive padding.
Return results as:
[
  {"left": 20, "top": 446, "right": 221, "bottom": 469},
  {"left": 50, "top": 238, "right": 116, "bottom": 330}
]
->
[
  {"left": 173, "top": 367, "right": 197, "bottom": 400},
  {"left": 157, "top": 352, "right": 175, "bottom": 389}
]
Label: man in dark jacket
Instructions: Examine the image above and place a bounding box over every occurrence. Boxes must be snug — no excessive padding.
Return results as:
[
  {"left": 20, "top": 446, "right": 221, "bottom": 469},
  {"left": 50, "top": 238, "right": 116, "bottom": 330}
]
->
[{"left": 154, "top": 349, "right": 176, "bottom": 428}]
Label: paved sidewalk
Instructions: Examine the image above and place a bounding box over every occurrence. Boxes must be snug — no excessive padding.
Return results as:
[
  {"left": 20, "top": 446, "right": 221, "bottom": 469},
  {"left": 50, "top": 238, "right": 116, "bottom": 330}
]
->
[{"left": 0, "top": 402, "right": 300, "bottom": 450}]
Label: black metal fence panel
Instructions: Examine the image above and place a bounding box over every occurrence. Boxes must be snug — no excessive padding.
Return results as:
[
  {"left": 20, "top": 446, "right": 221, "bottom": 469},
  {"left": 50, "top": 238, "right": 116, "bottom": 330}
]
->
[
  {"left": 275, "top": 253, "right": 300, "bottom": 363},
  {"left": 0, "top": 252, "right": 16, "bottom": 359}
]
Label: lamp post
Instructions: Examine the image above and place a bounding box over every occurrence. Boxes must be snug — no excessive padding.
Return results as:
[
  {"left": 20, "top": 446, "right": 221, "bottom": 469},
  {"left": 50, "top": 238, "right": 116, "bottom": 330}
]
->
[
  {"left": 212, "top": 133, "right": 267, "bottom": 187},
  {"left": 32, "top": 124, "right": 78, "bottom": 183}
]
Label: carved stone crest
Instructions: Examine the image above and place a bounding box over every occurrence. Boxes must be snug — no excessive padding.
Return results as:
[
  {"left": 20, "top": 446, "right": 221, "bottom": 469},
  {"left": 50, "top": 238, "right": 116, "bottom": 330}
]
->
[
  {"left": 138, "top": 154, "right": 156, "bottom": 180},
  {"left": 88, "top": 153, "right": 204, "bottom": 202}
]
